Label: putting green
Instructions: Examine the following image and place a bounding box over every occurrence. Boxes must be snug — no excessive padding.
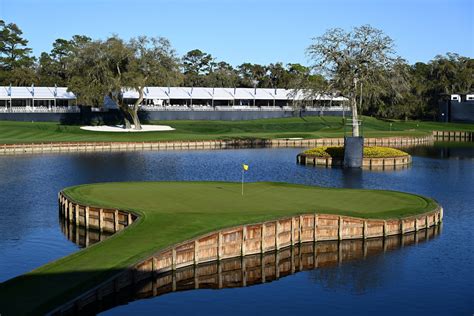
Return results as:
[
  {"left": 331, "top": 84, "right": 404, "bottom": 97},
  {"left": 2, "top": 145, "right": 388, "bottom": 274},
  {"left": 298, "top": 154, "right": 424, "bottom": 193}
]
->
[{"left": 0, "top": 181, "right": 438, "bottom": 315}]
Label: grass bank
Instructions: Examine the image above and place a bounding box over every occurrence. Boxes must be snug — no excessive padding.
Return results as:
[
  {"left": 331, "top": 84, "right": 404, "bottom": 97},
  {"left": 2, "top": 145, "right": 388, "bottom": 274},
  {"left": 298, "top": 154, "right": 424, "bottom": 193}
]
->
[
  {"left": 0, "top": 181, "right": 438, "bottom": 315},
  {"left": 0, "top": 116, "right": 473, "bottom": 144}
]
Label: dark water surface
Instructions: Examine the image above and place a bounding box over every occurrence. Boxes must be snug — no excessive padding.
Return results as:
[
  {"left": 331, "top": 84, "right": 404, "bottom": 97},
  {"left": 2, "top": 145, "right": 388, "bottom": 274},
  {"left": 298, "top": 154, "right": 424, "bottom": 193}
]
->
[{"left": 0, "top": 143, "right": 473, "bottom": 315}]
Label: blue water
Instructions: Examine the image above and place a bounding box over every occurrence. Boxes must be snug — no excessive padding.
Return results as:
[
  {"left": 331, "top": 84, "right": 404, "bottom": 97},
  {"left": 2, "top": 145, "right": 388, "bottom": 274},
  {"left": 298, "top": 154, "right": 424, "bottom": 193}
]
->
[{"left": 0, "top": 143, "right": 473, "bottom": 315}]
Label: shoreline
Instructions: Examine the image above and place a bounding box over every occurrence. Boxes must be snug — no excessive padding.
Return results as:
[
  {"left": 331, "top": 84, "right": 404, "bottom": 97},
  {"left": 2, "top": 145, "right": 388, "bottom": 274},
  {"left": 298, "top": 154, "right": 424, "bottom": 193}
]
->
[
  {"left": 0, "top": 135, "right": 434, "bottom": 155},
  {"left": 49, "top": 188, "right": 442, "bottom": 315}
]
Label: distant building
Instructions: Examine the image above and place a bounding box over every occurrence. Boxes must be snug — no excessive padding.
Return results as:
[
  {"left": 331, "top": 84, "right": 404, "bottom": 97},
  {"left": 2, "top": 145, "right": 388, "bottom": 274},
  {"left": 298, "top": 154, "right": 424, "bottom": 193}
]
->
[
  {"left": 0, "top": 86, "right": 77, "bottom": 113},
  {"left": 0, "top": 86, "right": 350, "bottom": 122},
  {"left": 439, "top": 93, "right": 474, "bottom": 123}
]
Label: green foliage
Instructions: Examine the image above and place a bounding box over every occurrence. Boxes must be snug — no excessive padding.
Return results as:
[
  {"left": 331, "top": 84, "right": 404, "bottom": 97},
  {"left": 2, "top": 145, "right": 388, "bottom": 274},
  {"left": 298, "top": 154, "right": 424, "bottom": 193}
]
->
[
  {"left": 304, "top": 146, "right": 345, "bottom": 158},
  {"left": 182, "top": 49, "right": 214, "bottom": 86},
  {"left": 0, "top": 20, "right": 472, "bottom": 121},
  {"left": 363, "top": 146, "right": 409, "bottom": 158},
  {"left": 304, "top": 146, "right": 409, "bottom": 158},
  {"left": 67, "top": 35, "right": 182, "bottom": 128},
  {"left": 0, "top": 19, "right": 36, "bottom": 85},
  {"left": 37, "top": 36, "right": 92, "bottom": 86}
]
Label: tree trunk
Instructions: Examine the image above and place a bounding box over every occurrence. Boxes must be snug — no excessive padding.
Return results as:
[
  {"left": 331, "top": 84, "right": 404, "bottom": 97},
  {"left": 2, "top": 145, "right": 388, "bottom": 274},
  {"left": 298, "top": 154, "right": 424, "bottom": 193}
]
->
[
  {"left": 131, "top": 108, "right": 142, "bottom": 130},
  {"left": 130, "top": 86, "right": 145, "bottom": 130},
  {"left": 118, "top": 106, "right": 132, "bottom": 129},
  {"left": 123, "top": 112, "right": 132, "bottom": 129}
]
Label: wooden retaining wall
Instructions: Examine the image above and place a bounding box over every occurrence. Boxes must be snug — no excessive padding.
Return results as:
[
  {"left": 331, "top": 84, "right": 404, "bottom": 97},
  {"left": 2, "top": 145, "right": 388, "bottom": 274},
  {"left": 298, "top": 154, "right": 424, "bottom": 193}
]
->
[
  {"left": 1, "top": 135, "right": 433, "bottom": 156},
  {"left": 54, "top": 226, "right": 441, "bottom": 315},
  {"left": 432, "top": 130, "right": 473, "bottom": 141},
  {"left": 58, "top": 193, "right": 137, "bottom": 233},
  {"left": 297, "top": 154, "right": 413, "bottom": 169},
  {"left": 60, "top": 220, "right": 113, "bottom": 248},
  {"left": 52, "top": 191, "right": 442, "bottom": 315}
]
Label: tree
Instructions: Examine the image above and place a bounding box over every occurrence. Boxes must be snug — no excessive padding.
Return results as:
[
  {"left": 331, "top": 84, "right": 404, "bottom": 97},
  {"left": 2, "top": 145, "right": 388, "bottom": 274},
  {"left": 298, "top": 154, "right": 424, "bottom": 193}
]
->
[
  {"left": 0, "top": 20, "right": 36, "bottom": 85},
  {"left": 237, "top": 63, "right": 268, "bottom": 87},
  {"left": 205, "top": 61, "right": 239, "bottom": 87},
  {"left": 307, "top": 25, "right": 398, "bottom": 136},
  {"left": 266, "top": 62, "right": 288, "bottom": 88},
  {"left": 38, "top": 36, "right": 92, "bottom": 86},
  {"left": 182, "top": 49, "right": 214, "bottom": 86},
  {"left": 68, "top": 35, "right": 181, "bottom": 129}
]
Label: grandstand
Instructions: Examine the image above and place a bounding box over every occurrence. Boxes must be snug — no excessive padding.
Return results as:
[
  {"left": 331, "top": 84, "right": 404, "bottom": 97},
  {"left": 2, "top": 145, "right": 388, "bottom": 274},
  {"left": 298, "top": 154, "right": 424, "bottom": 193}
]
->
[
  {"left": 1, "top": 86, "right": 348, "bottom": 112},
  {"left": 0, "top": 86, "right": 77, "bottom": 113},
  {"left": 0, "top": 86, "right": 350, "bottom": 121}
]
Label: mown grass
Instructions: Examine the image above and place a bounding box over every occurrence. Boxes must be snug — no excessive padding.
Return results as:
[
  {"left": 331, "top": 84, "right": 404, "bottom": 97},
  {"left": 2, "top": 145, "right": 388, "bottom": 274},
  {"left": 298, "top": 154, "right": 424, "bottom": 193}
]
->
[
  {"left": 0, "top": 181, "right": 438, "bottom": 315},
  {"left": 0, "top": 116, "right": 472, "bottom": 144}
]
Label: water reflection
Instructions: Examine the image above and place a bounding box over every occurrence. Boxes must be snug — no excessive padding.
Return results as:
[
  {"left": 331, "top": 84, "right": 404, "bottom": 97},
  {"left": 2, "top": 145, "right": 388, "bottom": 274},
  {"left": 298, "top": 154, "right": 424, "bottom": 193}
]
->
[
  {"left": 0, "top": 143, "right": 472, "bottom": 314},
  {"left": 406, "top": 142, "right": 474, "bottom": 159},
  {"left": 59, "top": 224, "right": 440, "bottom": 315},
  {"left": 59, "top": 219, "right": 113, "bottom": 248}
]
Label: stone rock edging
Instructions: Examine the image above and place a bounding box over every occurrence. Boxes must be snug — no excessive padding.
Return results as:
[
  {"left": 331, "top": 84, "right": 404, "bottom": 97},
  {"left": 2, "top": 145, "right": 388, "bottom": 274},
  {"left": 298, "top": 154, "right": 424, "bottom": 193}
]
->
[{"left": 51, "top": 190, "right": 442, "bottom": 314}]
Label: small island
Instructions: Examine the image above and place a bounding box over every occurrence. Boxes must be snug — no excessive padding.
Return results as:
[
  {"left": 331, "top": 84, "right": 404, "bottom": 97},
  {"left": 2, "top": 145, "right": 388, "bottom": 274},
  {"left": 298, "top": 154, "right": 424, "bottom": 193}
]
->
[
  {"left": 1, "top": 181, "right": 441, "bottom": 315},
  {"left": 297, "top": 146, "right": 412, "bottom": 169}
]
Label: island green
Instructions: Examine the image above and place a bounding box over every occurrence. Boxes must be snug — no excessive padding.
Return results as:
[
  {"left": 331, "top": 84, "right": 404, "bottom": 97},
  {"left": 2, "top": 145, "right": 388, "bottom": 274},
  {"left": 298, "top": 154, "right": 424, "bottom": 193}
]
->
[{"left": 0, "top": 181, "right": 438, "bottom": 314}]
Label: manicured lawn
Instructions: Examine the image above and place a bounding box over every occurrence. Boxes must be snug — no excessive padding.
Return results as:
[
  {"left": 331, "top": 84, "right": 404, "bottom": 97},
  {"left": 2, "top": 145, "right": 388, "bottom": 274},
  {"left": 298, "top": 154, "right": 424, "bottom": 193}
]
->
[
  {"left": 0, "top": 116, "right": 472, "bottom": 144},
  {"left": 0, "top": 181, "right": 438, "bottom": 314}
]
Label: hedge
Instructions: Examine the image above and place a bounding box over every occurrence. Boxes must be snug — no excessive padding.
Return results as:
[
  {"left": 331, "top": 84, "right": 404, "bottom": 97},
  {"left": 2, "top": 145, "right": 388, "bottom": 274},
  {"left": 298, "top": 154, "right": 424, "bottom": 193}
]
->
[{"left": 303, "top": 146, "right": 409, "bottom": 158}]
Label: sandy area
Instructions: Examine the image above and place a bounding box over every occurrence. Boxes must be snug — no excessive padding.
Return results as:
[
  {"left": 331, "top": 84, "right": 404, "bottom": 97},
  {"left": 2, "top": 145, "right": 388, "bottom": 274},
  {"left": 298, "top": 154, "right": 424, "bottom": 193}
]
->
[{"left": 80, "top": 125, "right": 175, "bottom": 132}]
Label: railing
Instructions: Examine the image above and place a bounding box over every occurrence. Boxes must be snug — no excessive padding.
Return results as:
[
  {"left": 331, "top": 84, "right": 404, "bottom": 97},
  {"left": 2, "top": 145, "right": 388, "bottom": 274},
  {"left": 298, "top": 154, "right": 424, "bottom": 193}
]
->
[
  {"left": 0, "top": 106, "right": 80, "bottom": 113},
  {"left": 138, "top": 105, "right": 351, "bottom": 112},
  {"left": 0, "top": 105, "right": 351, "bottom": 113}
]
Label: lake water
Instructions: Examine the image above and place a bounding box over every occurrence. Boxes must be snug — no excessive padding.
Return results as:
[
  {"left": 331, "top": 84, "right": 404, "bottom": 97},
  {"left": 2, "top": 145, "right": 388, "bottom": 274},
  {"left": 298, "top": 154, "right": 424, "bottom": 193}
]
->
[{"left": 0, "top": 143, "right": 473, "bottom": 315}]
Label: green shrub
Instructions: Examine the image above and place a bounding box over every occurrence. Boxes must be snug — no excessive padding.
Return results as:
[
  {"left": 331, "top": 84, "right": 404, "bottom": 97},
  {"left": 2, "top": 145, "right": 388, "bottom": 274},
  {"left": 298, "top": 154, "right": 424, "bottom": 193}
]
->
[
  {"left": 303, "top": 146, "right": 408, "bottom": 158},
  {"left": 363, "top": 146, "right": 409, "bottom": 158},
  {"left": 303, "top": 146, "right": 344, "bottom": 158}
]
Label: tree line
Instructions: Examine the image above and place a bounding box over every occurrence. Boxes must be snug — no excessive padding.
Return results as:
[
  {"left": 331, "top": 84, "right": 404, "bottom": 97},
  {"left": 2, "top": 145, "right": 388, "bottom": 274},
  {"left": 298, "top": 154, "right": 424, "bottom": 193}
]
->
[{"left": 1, "top": 19, "right": 473, "bottom": 123}]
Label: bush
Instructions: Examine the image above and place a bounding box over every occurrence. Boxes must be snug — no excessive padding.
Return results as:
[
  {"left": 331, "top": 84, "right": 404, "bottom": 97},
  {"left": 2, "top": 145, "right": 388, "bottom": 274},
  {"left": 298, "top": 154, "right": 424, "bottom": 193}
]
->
[
  {"left": 304, "top": 146, "right": 345, "bottom": 158},
  {"left": 363, "top": 146, "right": 409, "bottom": 158},
  {"left": 303, "top": 146, "right": 408, "bottom": 158}
]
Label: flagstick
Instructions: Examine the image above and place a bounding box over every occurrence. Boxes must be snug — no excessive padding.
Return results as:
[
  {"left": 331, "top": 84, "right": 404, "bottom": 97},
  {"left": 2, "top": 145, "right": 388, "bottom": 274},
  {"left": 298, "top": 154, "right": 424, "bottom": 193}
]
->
[{"left": 241, "top": 169, "right": 244, "bottom": 196}]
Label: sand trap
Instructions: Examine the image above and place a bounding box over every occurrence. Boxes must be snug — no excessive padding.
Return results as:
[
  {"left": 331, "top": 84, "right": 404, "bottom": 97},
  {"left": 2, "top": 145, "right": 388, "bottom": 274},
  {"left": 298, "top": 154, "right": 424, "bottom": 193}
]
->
[{"left": 80, "top": 125, "right": 175, "bottom": 133}]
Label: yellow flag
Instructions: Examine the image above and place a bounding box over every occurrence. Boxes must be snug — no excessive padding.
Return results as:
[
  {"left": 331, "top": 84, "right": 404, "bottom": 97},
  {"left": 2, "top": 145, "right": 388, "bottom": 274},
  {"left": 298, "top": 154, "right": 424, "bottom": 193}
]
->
[{"left": 242, "top": 164, "right": 249, "bottom": 171}]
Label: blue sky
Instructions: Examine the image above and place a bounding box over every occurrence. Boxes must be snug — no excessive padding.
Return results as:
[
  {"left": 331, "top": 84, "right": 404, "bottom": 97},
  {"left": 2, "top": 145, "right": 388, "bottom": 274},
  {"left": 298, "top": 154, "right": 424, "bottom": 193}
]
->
[{"left": 1, "top": 0, "right": 472, "bottom": 66}]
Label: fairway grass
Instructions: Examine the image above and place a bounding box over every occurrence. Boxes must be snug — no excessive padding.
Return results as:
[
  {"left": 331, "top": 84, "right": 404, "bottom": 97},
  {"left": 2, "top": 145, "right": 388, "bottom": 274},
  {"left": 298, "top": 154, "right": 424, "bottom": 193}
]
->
[
  {"left": 0, "top": 181, "right": 438, "bottom": 314},
  {"left": 0, "top": 116, "right": 473, "bottom": 144}
]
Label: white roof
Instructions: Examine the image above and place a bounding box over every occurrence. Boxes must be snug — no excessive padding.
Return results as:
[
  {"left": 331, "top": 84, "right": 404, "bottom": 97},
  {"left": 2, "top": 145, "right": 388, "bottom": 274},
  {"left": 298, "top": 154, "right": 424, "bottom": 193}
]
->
[
  {"left": 260, "top": 88, "right": 289, "bottom": 100},
  {"left": 0, "top": 86, "right": 75, "bottom": 99},
  {"left": 0, "top": 86, "right": 348, "bottom": 102},
  {"left": 231, "top": 88, "right": 255, "bottom": 100},
  {"left": 184, "top": 87, "right": 213, "bottom": 99},
  {"left": 209, "top": 88, "right": 234, "bottom": 100}
]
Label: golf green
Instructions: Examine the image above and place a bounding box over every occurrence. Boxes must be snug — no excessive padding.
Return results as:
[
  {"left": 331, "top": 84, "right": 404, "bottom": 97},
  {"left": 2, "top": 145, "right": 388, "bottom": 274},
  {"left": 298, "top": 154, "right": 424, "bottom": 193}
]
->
[{"left": 0, "top": 181, "right": 438, "bottom": 314}]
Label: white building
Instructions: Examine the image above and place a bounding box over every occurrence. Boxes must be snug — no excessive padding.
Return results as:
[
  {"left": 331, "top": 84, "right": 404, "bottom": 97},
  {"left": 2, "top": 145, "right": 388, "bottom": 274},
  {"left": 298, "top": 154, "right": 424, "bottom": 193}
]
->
[
  {"left": 1, "top": 86, "right": 348, "bottom": 113},
  {"left": 0, "top": 86, "right": 77, "bottom": 113}
]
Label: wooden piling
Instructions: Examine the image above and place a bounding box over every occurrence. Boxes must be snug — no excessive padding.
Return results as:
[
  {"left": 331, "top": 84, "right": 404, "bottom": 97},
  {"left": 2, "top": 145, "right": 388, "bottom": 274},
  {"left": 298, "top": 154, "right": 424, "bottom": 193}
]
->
[
  {"left": 84, "top": 206, "right": 89, "bottom": 229},
  {"left": 114, "top": 210, "right": 119, "bottom": 232},
  {"left": 99, "top": 209, "right": 104, "bottom": 232}
]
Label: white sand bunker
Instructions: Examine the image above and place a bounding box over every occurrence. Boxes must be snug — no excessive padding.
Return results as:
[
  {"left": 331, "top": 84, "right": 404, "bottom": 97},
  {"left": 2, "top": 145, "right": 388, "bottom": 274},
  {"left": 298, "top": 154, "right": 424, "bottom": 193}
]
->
[{"left": 80, "top": 125, "right": 175, "bottom": 133}]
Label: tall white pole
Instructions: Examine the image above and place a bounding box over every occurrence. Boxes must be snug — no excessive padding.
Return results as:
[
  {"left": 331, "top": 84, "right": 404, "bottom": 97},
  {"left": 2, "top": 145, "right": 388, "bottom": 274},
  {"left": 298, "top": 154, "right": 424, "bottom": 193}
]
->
[{"left": 241, "top": 169, "right": 244, "bottom": 196}]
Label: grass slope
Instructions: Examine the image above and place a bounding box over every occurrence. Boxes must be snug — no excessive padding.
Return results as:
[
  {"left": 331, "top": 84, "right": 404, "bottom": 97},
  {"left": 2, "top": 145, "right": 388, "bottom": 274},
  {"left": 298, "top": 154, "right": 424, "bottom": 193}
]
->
[
  {"left": 0, "top": 116, "right": 472, "bottom": 144},
  {"left": 0, "top": 181, "right": 438, "bottom": 315}
]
